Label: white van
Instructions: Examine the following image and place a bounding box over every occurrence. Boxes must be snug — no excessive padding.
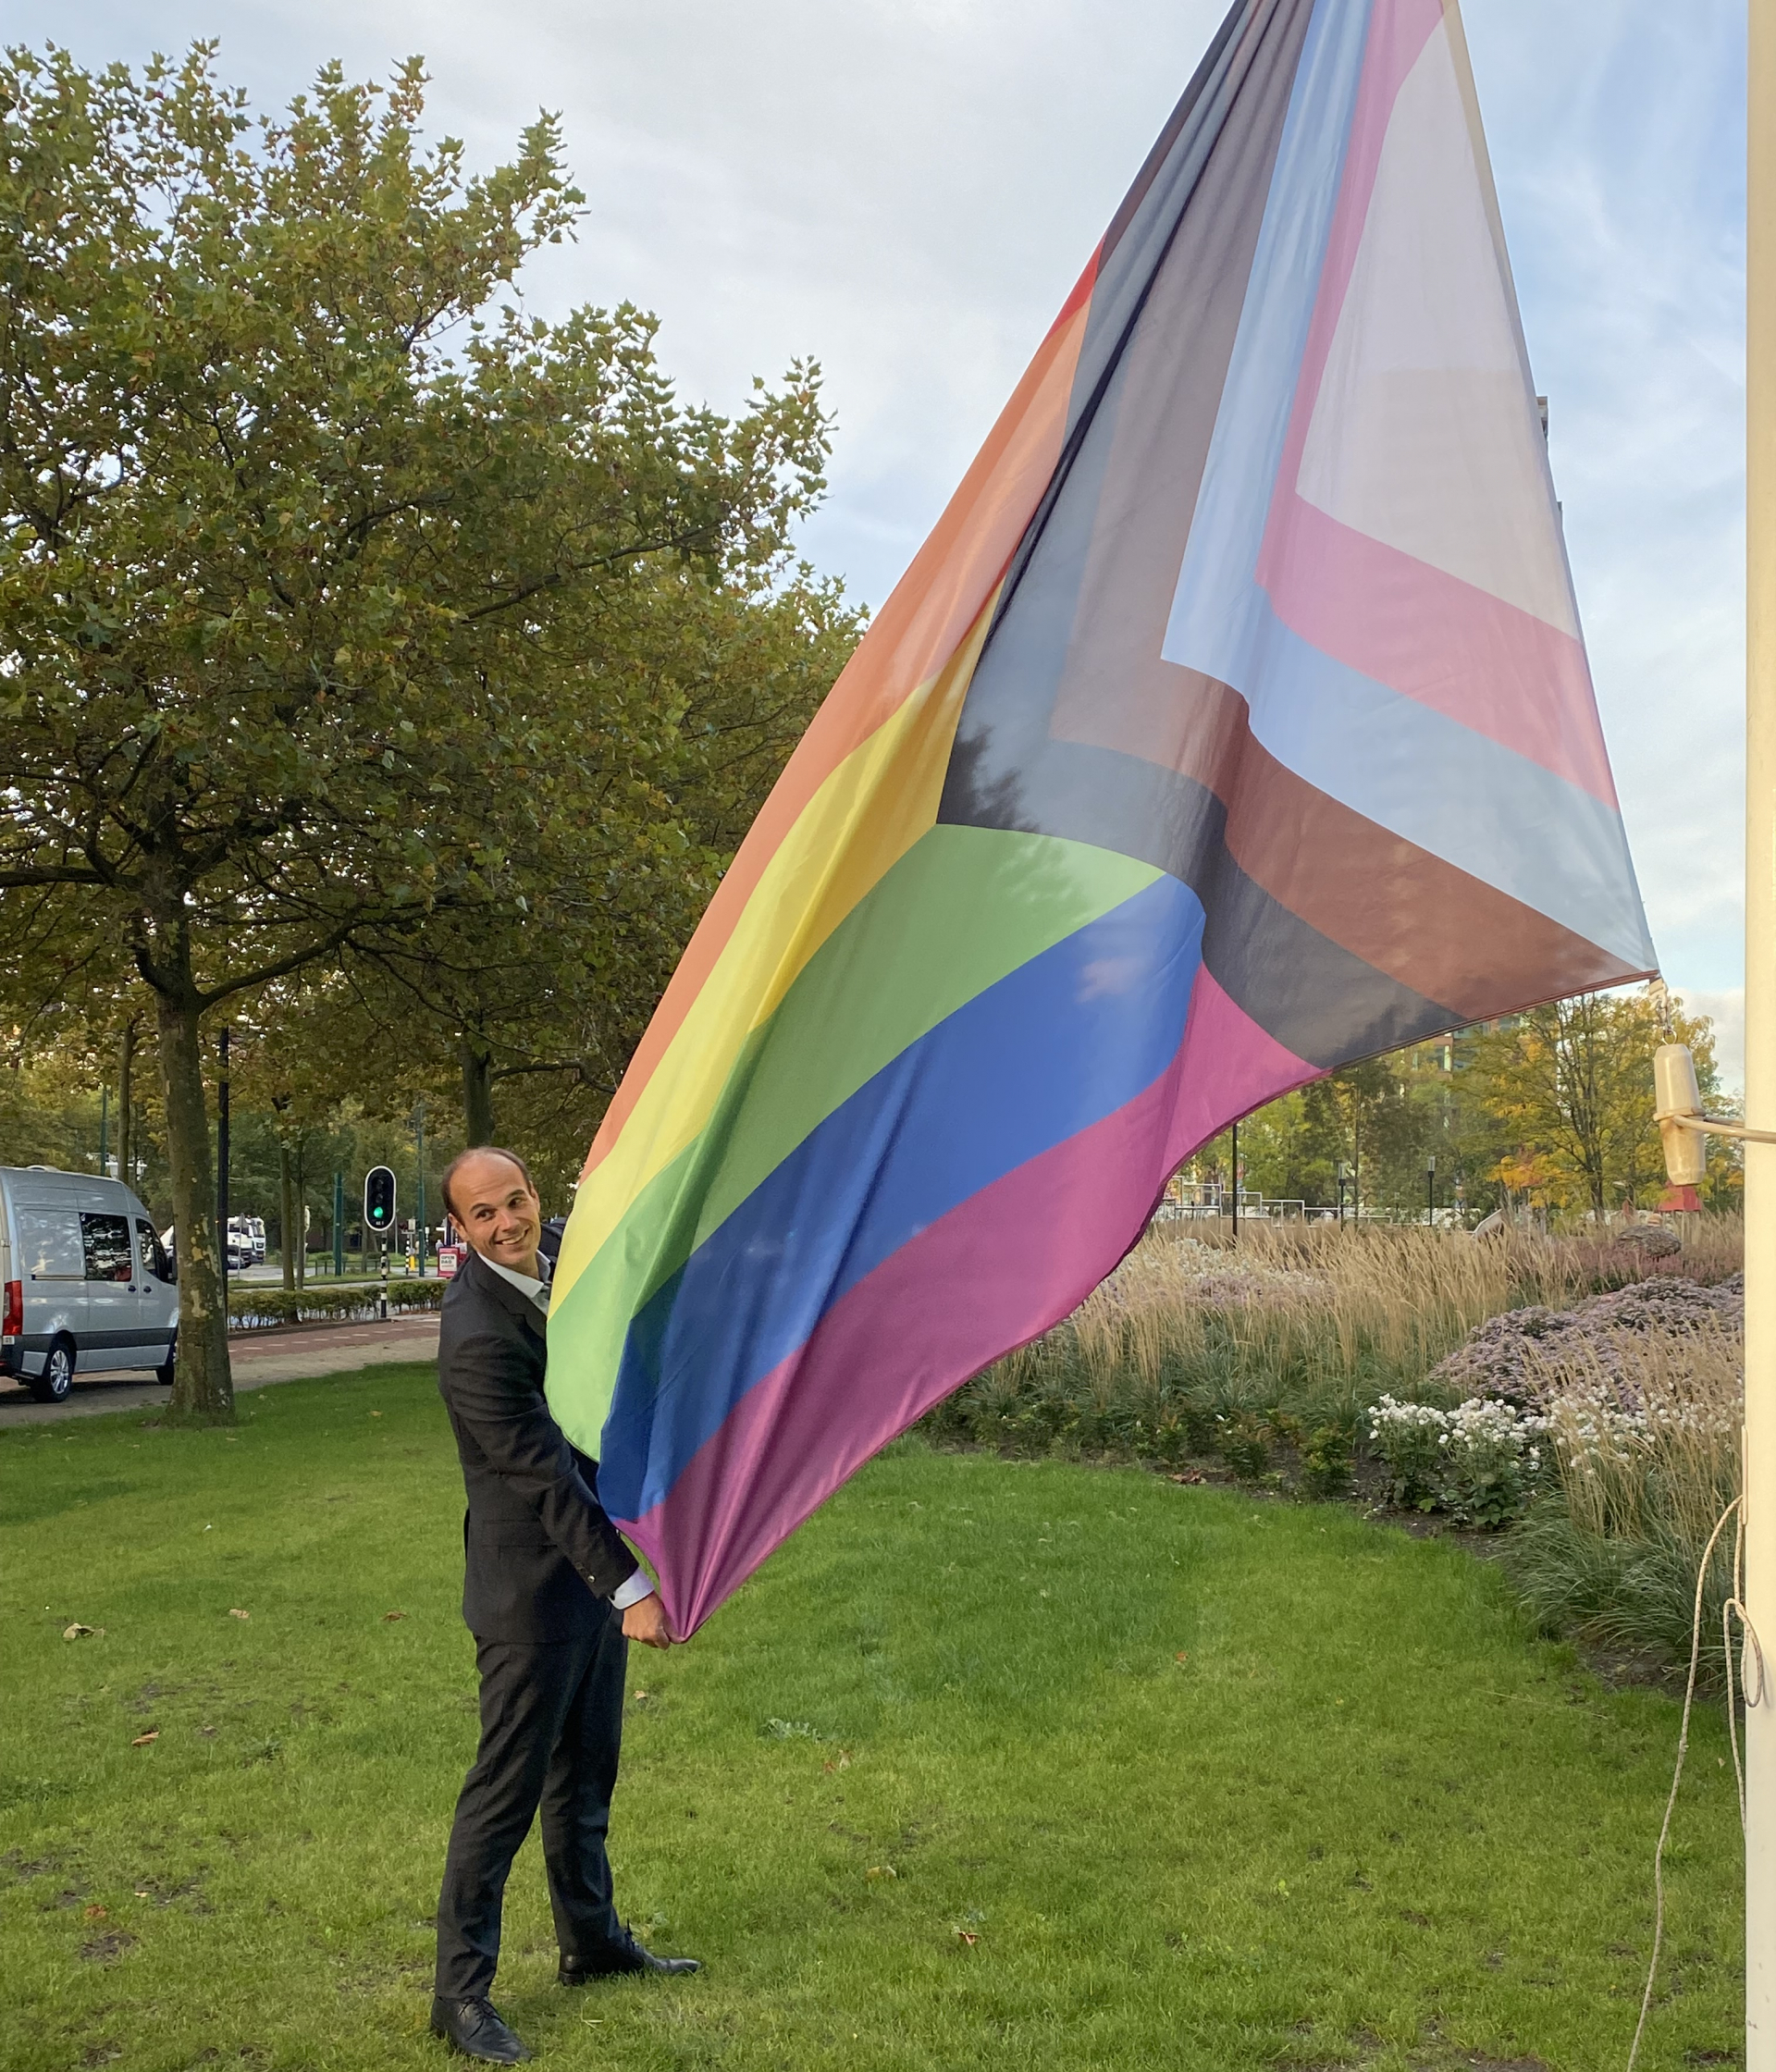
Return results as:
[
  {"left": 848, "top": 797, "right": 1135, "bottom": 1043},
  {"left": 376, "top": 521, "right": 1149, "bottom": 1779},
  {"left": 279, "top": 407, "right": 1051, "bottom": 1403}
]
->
[
  {"left": 226, "top": 1215, "right": 266, "bottom": 1266},
  {"left": 0, "top": 1166, "right": 179, "bottom": 1404}
]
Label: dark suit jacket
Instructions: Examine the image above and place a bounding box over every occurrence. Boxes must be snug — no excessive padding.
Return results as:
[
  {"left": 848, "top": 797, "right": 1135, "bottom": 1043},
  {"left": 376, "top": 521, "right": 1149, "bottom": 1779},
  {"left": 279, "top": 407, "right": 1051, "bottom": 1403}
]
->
[{"left": 437, "top": 1248, "right": 638, "bottom": 1642}]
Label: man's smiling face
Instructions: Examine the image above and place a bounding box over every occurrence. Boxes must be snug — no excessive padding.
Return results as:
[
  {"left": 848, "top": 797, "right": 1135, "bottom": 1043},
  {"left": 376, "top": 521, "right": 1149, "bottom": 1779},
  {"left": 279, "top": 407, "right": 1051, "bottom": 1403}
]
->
[{"left": 450, "top": 1151, "right": 544, "bottom": 1275}]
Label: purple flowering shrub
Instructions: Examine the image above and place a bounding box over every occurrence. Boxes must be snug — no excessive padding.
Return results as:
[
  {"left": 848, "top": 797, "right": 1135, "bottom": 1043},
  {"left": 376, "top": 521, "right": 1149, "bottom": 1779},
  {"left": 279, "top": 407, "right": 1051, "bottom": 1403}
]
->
[{"left": 1431, "top": 1274, "right": 1743, "bottom": 1410}]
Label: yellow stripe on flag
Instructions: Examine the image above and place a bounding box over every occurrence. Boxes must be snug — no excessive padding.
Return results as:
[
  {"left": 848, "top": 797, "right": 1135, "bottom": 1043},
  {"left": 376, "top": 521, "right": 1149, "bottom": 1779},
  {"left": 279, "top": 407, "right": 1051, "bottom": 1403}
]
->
[{"left": 550, "top": 596, "right": 997, "bottom": 1314}]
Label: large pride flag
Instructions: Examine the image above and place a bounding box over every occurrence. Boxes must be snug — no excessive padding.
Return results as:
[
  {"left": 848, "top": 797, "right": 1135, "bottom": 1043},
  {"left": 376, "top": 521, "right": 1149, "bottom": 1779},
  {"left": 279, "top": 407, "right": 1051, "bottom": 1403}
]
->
[{"left": 549, "top": 0, "right": 1656, "bottom": 1634}]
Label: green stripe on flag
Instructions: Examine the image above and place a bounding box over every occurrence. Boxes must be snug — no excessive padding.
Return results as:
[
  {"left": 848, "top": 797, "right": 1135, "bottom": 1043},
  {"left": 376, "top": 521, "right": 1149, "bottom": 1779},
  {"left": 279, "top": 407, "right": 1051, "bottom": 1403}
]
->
[{"left": 546, "top": 825, "right": 1162, "bottom": 1453}]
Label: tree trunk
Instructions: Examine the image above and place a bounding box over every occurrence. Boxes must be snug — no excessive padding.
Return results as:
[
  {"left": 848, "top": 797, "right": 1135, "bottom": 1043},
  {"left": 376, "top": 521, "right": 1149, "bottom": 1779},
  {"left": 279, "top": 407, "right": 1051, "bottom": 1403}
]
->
[
  {"left": 117, "top": 1018, "right": 137, "bottom": 1189},
  {"left": 278, "top": 1134, "right": 297, "bottom": 1292},
  {"left": 461, "top": 1031, "right": 495, "bottom": 1146},
  {"left": 155, "top": 990, "right": 233, "bottom": 1423}
]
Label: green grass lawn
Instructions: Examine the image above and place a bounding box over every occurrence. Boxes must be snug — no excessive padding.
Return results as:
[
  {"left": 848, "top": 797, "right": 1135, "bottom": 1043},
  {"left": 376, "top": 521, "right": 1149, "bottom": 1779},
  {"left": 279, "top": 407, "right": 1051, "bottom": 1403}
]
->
[{"left": 0, "top": 1363, "right": 1745, "bottom": 2072}]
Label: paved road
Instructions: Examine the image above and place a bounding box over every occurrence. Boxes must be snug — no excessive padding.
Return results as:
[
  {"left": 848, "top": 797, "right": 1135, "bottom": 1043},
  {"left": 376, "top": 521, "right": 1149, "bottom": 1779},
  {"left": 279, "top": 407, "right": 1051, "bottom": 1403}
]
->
[{"left": 0, "top": 1315, "right": 442, "bottom": 1425}]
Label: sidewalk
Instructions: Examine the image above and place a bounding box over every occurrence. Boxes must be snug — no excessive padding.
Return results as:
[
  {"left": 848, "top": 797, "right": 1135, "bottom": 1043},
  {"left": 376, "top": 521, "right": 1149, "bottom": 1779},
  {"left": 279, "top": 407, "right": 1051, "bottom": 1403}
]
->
[{"left": 0, "top": 1314, "right": 441, "bottom": 1425}]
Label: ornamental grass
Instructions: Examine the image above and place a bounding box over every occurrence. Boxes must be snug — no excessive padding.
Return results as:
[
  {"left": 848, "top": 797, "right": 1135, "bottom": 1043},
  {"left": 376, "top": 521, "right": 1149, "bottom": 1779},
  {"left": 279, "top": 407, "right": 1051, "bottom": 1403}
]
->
[
  {"left": 1504, "top": 1321, "right": 1744, "bottom": 1680},
  {"left": 928, "top": 1220, "right": 1634, "bottom": 1462}
]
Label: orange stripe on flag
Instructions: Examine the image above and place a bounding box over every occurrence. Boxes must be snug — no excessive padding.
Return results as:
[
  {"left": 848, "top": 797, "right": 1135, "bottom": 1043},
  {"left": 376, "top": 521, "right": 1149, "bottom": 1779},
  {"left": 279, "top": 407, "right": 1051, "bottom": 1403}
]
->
[{"left": 581, "top": 259, "right": 1099, "bottom": 1180}]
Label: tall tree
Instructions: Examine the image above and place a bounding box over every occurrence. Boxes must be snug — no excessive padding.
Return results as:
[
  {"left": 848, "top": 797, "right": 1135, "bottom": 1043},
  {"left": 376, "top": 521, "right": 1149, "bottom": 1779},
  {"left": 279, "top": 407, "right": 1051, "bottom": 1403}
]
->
[
  {"left": 1469, "top": 987, "right": 1725, "bottom": 1219},
  {"left": 0, "top": 46, "right": 829, "bottom": 1419},
  {"left": 339, "top": 563, "right": 862, "bottom": 1161}
]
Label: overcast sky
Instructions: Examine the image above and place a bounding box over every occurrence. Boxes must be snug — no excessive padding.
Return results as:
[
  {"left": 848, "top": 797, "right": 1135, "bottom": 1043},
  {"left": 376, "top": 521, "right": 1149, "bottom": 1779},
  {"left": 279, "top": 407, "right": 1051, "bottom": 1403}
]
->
[{"left": 31, "top": 0, "right": 1750, "bottom": 1083}]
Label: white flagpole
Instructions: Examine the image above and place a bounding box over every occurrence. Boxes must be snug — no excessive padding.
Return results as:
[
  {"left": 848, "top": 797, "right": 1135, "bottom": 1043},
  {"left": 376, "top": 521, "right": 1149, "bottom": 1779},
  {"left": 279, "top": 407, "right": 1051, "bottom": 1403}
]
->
[{"left": 1747, "top": 3, "right": 1775, "bottom": 2061}]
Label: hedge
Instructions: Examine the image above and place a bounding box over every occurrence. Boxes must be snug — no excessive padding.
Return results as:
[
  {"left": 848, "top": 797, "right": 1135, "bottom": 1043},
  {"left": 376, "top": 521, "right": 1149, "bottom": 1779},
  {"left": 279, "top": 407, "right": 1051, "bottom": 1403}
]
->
[{"left": 226, "top": 1278, "right": 448, "bottom": 1330}]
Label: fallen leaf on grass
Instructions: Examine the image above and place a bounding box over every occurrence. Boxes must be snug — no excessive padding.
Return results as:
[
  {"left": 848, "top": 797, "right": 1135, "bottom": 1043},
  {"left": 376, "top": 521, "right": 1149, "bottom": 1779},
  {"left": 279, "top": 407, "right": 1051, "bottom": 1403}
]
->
[
  {"left": 83, "top": 1904, "right": 107, "bottom": 1920},
  {"left": 1167, "top": 1471, "right": 1204, "bottom": 1486},
  {"left": 130, "top": 1732, "right": 158, "bottom": 1748},
  {"left": 382, "top": 1610, "right": 407, "bottom": 1622},
  {"left": 370, "top": 1412, "right": 383, "bottom": 1418},
  {"left": 63, "top": 1623, "right": 101, "bottom": 1641},
  {"left": 865, "top": 1866, "right": 896, "bottom": 1881},
  {"left": 821, "top": 1751, "right": 853, "bottom": 1773},
  {"left": 228, "top": 1609, "right": 250, "bottom": 1620},
  {"left": 954, "top": 1929, "right": 979, "bottom": 1946}
]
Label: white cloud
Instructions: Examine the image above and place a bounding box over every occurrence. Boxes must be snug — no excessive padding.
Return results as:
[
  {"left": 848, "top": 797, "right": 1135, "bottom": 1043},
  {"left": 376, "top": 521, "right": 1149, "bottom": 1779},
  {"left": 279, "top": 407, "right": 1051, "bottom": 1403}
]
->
[
  {"left": 1674, "top": 986, "right": 1745, "bottom": 1097},
  {"left": 33, "top": 0, "right": 1751, "bottom": 1005}
]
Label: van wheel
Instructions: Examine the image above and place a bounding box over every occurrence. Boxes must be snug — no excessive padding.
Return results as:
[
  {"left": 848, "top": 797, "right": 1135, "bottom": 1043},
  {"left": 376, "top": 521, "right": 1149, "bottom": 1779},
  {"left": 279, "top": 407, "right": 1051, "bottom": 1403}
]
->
[
  {"left": 155, "top": 1337, "right": 177, "bottom": 1388},
  {"left": 30, "top": 1337, "right": 74, "bottom": 1405}
]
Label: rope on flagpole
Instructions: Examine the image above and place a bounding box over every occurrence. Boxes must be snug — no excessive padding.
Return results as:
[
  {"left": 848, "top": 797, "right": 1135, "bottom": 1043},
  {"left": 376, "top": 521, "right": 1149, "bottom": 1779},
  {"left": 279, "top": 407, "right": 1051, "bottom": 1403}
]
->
[
  {"left": 1626, "top": 1492, "right": 1759, "bottom": 2072},
  {"left": 1726, "top": 1497, "right": 1767, "bottom": 1832}
]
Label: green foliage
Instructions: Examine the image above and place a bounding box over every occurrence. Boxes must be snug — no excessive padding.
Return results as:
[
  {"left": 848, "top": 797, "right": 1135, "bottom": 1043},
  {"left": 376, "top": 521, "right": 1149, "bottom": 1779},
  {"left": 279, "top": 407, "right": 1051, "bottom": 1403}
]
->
[
  {"left": 0, "top": 43, "right": 834, "bottom": 980},
  {"left": 0, "top": 1054, "right": 112, "bottom": 1172},
  {"left": 0, "top": 1378, "right": 1745, "bottom": 2070},
  {"left": 1299, "top": 1421, "right": 1355, "bottom": 1500},
  {"left": 1503, "top": 1505, "right": 1738, "bottom": 1687},
  {"left": 1213, "top": 1411, "right": 1271, "bottom": 1483},
  {"left": 922, "top": 1338, "right": 1365, "bottom": 1497},
  {"left": 1197, "top": 1047, "right": 1467, "bottom": 1217},
  {"left": 1438, "top": 1419, "right": 1537, "bottom": 1532}
]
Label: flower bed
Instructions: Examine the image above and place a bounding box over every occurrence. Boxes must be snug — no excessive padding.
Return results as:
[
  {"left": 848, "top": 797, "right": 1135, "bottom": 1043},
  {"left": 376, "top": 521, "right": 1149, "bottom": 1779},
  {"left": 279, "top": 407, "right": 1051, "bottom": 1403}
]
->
[
  {"left": 1428, "top": 1274, "right": 1743, "bottom": 1408},
  {"left": 1369, "top": 1393, "right": 1545, "bottom": 1527}
]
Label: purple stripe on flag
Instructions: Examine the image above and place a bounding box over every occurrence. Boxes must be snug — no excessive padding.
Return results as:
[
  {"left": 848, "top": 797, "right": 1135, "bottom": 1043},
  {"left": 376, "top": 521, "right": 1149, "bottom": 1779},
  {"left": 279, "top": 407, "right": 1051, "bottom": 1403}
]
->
[{"left": 619, "top": 968, "right": 1316, "bottom": 1637}]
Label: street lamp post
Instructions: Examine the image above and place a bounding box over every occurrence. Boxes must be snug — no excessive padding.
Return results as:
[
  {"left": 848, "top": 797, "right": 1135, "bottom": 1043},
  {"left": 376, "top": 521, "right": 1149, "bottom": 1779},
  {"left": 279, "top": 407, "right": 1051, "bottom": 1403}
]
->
[
  {"left": 1425, "top": 1153, "right": 1437, "bottom": 1227},
  {"left": 414, "top": 1104, "right": 427, "bottom": 1276}
]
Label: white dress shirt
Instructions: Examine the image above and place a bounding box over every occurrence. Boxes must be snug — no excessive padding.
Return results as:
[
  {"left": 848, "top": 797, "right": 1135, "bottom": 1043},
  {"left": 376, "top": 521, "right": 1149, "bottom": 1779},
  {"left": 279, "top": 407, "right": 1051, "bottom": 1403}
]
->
[{"left": 482, "top": 1250, "right": 655, "bottom": 1612}]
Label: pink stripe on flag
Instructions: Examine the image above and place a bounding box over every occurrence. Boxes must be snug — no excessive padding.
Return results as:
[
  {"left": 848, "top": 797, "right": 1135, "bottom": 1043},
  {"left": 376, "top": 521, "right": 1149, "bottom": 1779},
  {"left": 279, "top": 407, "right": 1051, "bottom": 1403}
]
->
[
  {"left": 1264, "top": 496, "right": 1618, "bottom": 804},
  {"left": 619, "top": 969, "right": 1317, "bottom": 1636},
  {"left": 1250, "top": 0, "right": 1615, "bottom": 803}
]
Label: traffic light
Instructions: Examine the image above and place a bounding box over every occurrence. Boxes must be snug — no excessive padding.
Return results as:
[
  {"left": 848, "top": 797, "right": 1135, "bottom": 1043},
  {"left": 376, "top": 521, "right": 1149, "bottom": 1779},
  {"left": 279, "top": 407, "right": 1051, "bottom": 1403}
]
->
[{"left": 364, "top": 1166, "right": 397, "bottom": 1237}]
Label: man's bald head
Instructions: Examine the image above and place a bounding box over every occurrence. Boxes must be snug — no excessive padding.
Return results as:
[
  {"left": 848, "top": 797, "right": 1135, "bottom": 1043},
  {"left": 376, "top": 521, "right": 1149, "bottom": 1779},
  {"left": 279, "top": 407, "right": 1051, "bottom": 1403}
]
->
[
  {"left": 442, "top": 1146, "right": 535, "bottom": 1221},
  {"left": 443, "top": 1148, "right": 544, "bottom": 1276}
]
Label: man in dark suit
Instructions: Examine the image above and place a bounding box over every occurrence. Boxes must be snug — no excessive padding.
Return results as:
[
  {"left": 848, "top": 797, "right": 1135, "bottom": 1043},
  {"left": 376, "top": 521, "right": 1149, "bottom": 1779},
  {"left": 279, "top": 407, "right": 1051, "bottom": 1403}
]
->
[{"left": 430, "top": 1147, "right": 697, "bottom": 2066}]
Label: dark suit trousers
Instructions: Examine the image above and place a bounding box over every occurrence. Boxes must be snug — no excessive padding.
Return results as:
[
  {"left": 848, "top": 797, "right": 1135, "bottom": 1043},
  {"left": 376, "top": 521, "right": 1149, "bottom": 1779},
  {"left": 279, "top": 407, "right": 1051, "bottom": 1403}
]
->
[{"left": 435, "top": 1611, "right": 628, "bottom": 1999}]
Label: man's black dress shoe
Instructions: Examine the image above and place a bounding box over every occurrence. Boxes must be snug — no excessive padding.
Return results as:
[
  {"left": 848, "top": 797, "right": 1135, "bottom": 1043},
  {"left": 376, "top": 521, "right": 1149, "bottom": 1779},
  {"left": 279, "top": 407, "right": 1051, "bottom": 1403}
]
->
[
  {"left": 429, "top": 1995, "right": 533, "bottom": 2064},
  {"left": 558, "top": 1928, "right": 701, "bottom": 1983}
]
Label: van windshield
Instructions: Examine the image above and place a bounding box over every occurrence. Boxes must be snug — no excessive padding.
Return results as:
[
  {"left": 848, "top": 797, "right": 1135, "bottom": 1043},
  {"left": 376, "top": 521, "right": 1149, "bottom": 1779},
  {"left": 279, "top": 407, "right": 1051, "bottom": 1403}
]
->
[{"left": 136, "top": 1219, "right": 174, "bottom": 1284}]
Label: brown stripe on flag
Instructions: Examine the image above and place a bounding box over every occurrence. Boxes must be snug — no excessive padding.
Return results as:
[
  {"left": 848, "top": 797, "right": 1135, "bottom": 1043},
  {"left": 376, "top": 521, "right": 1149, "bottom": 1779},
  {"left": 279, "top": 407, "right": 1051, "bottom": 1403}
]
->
[{"left": 1052, "top": 656, "right": 1643, "bottom": 1017}]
